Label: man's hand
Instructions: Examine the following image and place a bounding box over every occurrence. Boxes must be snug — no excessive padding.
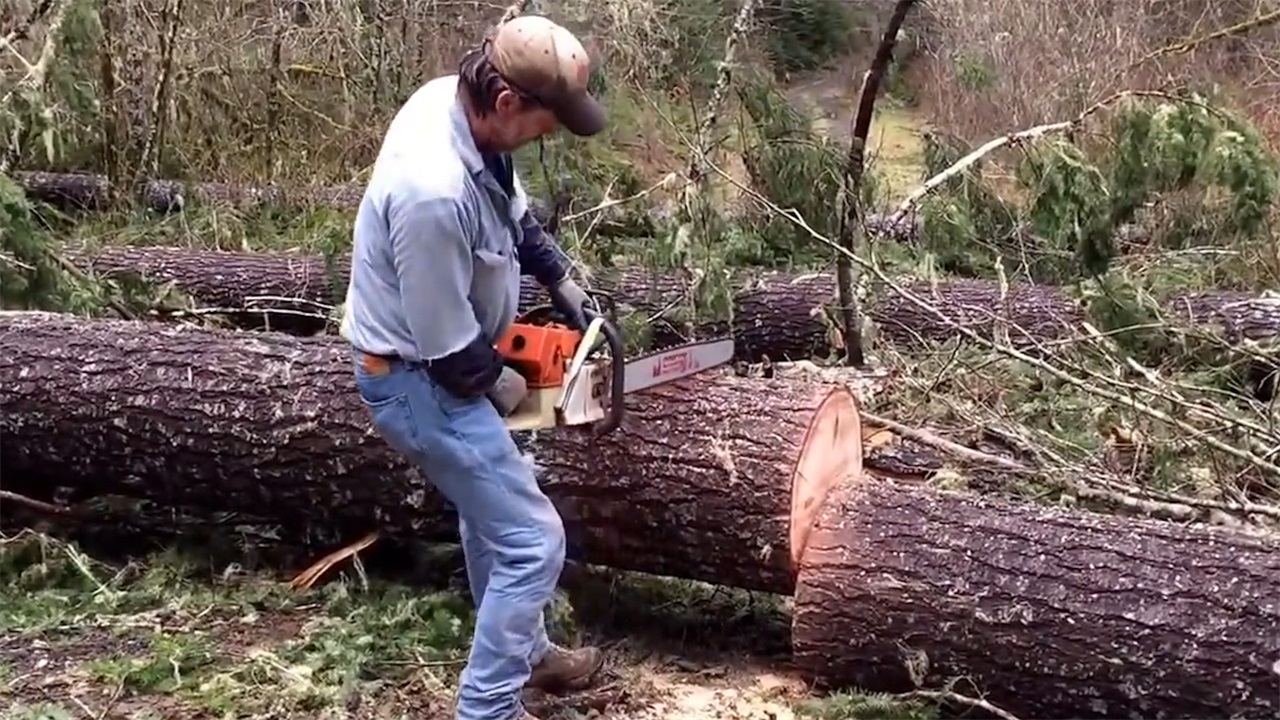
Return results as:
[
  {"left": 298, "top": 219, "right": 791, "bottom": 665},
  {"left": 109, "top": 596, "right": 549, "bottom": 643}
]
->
[
  {"left": 550, "top": 276, "right": 590, "bottom": 330},
  {"left": 487, "top": 366, "right": 529, "bottom": 416}
]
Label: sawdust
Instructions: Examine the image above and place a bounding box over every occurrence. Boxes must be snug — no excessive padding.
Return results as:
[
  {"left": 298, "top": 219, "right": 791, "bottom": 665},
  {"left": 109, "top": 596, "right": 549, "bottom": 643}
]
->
[{"left": 611, "top": 658, "right": 810, "bottom": 719}]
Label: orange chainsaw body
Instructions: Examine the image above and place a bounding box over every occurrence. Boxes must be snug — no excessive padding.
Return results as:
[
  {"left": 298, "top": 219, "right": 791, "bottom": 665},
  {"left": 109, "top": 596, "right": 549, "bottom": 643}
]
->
[
  {"left": 494, "top": 321, "right": 583, "bottom": 389},
  {"left": 492, "top": 306, "right": 626, "bottom": 434}
]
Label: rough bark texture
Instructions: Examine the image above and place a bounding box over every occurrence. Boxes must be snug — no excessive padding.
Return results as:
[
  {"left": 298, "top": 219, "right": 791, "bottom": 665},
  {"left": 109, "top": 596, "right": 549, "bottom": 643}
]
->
[
  {"left": 792, "top": 478, "right": 1280, "bottom": 719},
  {"left": 79, "top": 244, "right": 1280, "bottom": 385},
  {"left": 16, "top": 171, "right": 364, "bottom": 212},
  {"left": 0, "top": 312, "right": 861, "bottom": 594},
  {"left": 1168, "top": 290, "right": 1280, "bottom": 343},
  {"left": 68, "top": 245, "right": 1092, "bottom": 355}
]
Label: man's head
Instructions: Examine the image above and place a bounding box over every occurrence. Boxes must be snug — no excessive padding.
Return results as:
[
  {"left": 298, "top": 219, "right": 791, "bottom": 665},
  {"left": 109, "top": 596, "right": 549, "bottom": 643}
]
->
[{"left": 459, "top": 15, "right": 605, "bottom": 153}]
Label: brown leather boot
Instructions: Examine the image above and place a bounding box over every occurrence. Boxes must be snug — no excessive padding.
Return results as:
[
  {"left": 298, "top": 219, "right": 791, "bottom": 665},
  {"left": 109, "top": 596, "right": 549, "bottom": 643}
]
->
[{"left": 526, "top": 644, "right": 604, "bottom": 693}]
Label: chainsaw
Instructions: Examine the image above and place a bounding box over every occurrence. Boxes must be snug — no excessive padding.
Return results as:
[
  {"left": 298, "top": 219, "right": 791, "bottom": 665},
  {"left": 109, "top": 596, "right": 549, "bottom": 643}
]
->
[{"left": 494, "top": 292, "right": 735, "bottom": 435}]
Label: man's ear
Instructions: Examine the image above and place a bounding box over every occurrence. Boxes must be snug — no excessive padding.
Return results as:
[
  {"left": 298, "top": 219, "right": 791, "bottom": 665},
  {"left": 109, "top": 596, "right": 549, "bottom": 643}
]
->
[{"left": 494, "top": 88, "right": 523, "bottom": 116}]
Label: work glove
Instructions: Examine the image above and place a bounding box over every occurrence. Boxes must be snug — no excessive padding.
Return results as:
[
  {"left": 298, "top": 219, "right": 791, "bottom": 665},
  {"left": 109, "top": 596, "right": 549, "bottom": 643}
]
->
[
  {"left": 549, "top": 276, "right": 590, "bottom": 330},
  {"left": 487, "top": 365, "right": 528, "bottom": 417}
]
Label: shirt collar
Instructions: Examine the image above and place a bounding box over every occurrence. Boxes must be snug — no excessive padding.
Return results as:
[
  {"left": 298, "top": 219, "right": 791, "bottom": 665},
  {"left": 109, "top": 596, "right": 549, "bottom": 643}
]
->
[{"left": 448, "top": 84, "right": 486, "bottom": 177}]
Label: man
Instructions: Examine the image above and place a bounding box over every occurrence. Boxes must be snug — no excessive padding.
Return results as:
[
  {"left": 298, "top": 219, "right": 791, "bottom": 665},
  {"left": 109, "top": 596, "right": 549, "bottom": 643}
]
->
[{"left": 339, "top": 14, "right": 607, "bottom": 720}]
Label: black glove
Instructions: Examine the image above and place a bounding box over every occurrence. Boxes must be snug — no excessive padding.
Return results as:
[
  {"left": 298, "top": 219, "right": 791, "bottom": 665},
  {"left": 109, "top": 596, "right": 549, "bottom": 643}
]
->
[
  {"left": 549, "top": 276, "right": 590, "bottom": 330},
  {"left": 424, "top": 331, "right": 504, "bottom": 399}
]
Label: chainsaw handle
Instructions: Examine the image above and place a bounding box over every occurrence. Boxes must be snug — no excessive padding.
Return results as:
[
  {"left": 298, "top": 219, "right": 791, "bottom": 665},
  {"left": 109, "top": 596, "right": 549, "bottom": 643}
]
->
[{"left": 585, "top": 306, "right": 626, "bottom": 437}]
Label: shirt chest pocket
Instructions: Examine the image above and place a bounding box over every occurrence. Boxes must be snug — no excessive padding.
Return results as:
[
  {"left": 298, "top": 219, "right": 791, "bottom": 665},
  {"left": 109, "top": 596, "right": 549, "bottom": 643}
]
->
[
  {"left": 471, "top": 226, "right": 519, "bottom": 308},
  {"left": 468, "top": 184, "right": 521, "bottom": 307}
]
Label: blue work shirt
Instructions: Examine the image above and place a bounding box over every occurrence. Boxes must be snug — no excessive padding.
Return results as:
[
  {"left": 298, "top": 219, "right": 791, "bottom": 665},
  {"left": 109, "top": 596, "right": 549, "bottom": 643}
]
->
[{"left": 340, "top": 75, "right": 566, "bottom": 362}]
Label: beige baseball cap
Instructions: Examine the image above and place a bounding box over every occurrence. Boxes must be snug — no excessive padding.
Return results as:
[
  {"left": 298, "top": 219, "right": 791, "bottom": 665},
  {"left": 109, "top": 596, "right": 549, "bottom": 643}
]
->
[{"left": 488, "top": 15, "right": 606, "bottom": 137}]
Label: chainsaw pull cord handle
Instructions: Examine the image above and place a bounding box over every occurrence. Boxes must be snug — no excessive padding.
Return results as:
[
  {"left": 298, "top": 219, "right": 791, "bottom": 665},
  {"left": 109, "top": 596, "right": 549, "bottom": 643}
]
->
[{"left": 583, "top": 306, "right": 626, "bottom": 437}]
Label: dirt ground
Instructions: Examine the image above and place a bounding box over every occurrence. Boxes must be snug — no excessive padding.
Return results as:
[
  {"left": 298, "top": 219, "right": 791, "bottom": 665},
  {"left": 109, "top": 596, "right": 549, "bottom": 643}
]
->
[
  {"left": 0, "top": 532, "right": 828, "bottom": 720},
  {"left": 0, "top": 612, "right": 810, "bottom": 720},
  {"left": 784, "top": 56, "right": 927, "bottom": 201}
]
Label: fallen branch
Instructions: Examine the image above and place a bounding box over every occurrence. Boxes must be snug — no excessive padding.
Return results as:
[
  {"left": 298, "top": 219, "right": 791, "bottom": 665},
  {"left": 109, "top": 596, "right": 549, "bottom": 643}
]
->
[
  {"left": 861, "top": 410, "right": 1033, "bottom": 474},
  {"left": 897, "top": 689, "right": 1022, "bottom": 720}
]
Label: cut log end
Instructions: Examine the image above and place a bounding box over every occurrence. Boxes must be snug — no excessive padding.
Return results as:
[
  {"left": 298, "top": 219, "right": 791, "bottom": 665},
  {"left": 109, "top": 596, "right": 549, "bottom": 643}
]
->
[{"left": 788, "top": 387, "right": 863, "bottom": 568}]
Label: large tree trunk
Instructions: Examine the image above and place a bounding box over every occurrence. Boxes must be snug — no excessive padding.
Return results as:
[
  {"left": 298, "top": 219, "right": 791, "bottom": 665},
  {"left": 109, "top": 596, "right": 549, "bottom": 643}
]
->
[
  {"left": 70, "top": 244, "right": 1280, "bottom": 388},
  {"left": 16, "top": 170, "right": 364, "bottom": 212},
  {"left": 18, "top": 171, "right": 577, "bottom": 235},
  {"left": 68, "top": 245, "right": 1089, "bottom": 354},
  {"left": 792, "top": 477, "right": 1280, "bottom": 719},
  {"left": 0, "top": 312, "right": 862, "bottom": 594}
]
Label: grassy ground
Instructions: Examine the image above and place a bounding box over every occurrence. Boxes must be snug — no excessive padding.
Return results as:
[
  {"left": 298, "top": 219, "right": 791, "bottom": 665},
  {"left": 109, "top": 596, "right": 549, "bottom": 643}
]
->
[{"left": 1, "top": 531, "right": 934, "bottom": 720}]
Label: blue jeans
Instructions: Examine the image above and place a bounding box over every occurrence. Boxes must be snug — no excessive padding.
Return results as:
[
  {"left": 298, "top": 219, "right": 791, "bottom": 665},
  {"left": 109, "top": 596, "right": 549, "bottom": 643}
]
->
[{"left": 353, "top": 355, "right": 565, "bottom": 720}]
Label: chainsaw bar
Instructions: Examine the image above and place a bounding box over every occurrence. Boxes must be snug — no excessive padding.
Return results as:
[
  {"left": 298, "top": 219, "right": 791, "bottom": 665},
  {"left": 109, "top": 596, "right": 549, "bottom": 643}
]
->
[{"left": 621, "top": 335, "right": 736, "bottom": 395}]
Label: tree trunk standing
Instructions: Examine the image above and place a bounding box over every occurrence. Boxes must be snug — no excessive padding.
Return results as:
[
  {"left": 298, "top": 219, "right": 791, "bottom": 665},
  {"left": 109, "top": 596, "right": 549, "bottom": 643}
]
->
[
  {"left": 792, "top": 478, "right": 1280, "bottom": 719},
  {"left": 0, "top": 313, "right": 862, "bottom": 594},
  {"left": 834, "top": 0, "right": 921, "bottom": 367}
]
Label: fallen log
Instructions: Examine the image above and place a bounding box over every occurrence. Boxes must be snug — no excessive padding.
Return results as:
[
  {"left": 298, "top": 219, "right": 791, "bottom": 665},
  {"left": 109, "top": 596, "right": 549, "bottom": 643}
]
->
[
  {"left": 68, "top": 244, "right": 1088, "bottom": 356},
  {"left": 15, "top": 171, "right": 637, "bottom": 237},
  {"left": 15, "top": 170, "right": 364, "bottom": 212},
  {"left": 82, "top": 244, "right": 1280, "bottom": 376},
  {"left": 0, "top": 312, "right": 863, "bottom": 594},
  {"left": 792, "top": 477, "right": 1280, "bottom": 719}
]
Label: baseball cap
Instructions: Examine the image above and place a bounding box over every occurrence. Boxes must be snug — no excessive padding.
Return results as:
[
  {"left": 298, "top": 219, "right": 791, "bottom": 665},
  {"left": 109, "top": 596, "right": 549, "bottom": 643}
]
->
[{"left": 488, "top": 15, "right": 606, "bottom": 137}]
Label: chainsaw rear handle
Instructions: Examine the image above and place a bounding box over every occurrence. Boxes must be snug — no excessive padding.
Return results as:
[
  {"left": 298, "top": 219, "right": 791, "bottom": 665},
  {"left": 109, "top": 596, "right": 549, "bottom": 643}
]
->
[{"left": 584, "top": 306, "right": 626, "bottom": 437}]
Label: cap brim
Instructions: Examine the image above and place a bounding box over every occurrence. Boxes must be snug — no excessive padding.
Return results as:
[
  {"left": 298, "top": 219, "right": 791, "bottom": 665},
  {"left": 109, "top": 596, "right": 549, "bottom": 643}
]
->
[{"left": 554, "top": 91, "right": 606, "bottom": 137}]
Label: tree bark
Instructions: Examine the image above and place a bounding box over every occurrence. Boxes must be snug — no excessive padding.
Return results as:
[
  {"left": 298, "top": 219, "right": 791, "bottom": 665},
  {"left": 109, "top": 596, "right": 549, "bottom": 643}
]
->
[
  {"left": 16, "top": 170, "right": 364, "bottom": 212},
  {"left": 72, "top": 244, "right": 1280, "bottom": 379},
  {"left": 0, "top": 312, "right": 863, "bottom": 594},
  {"left": 68, "top": 244, "right": 1088, "bottom": 354},
  {"left": 19, "top": 171, "right": 564, "bottom": 232},
  {"left": 792, "top": 477, "right": 1280, "bottom": 719}
]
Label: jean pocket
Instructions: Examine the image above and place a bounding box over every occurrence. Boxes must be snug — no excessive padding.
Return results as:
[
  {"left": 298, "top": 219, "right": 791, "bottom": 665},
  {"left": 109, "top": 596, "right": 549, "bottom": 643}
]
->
[
  {"left": 365, "top": 392, "right": 421, "bottom": 458},
  {"left": 355, "top": 372, "right": 419, "bottom": 455}
]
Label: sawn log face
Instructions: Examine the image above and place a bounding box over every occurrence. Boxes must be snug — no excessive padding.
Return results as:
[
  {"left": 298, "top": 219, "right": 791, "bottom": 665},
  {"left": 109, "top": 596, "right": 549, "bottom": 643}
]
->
[
  {"left": 0, "top": 313, "right": 855, "bottom": 594},
  {"left": 792, "top": 478, "right": 1280, "bottom": 719}
]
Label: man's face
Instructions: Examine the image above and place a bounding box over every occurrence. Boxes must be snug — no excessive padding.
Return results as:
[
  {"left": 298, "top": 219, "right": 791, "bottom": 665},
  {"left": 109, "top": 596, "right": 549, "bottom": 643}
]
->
[{"left": 487, "top": 88, "right": 560, "bottom": 152}]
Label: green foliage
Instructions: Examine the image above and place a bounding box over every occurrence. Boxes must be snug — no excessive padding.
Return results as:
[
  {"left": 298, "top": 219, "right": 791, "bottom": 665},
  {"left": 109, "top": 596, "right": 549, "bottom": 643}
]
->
[
  {"left": 0, "top": 533, "right": 479, "bottom": 717},
  {"left": 951, "top": 52, "right": 996, "bottom": 92},
  {"left": 795, "top": 690, "right": 940, "bottom": 720},
  {"left": 735, "top": 75, "right": 877, "bottom": 267},
  {"left": 0, "top": 178, "right": 130, "bottom": 313},
  {"left": 759, "top": 0, "right": 858, "bottom": 76},
  {"left": 1, "top": 0, "right": 103, "bottom": 173},
  {"left": 917, "top": 94, "right": 1279, "bottom": 286},
  {"left": 914, "top": 130, "right": 1019, "bottom": 277}
]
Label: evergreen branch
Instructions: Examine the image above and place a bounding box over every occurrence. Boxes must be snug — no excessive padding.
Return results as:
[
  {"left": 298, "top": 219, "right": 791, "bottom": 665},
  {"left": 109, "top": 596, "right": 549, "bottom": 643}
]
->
[{"left": 882, "top": 90, "right": 1189, "bottom": 230}]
